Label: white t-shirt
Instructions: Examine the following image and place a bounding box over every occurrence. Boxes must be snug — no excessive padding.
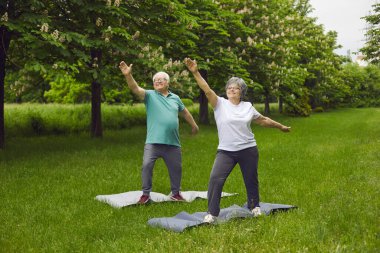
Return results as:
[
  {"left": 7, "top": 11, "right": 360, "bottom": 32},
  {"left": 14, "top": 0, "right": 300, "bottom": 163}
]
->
[{"left": 214, "top": 96, "right": 261, "bottom": 151}]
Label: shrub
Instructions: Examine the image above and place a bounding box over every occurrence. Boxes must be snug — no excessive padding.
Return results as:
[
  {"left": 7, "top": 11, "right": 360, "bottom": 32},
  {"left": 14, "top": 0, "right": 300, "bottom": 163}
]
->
[
  {"left": 313, "top": 106, "right": 324, "bottom": 113},
  {"left": 4, "top": 103, "right": 210, "bottom": 137},
  {"left": 4, "top": 103, "right": 146, "bottom": 137},
  {"left": 181, "top": 98, "right": 194, "bottom": 107},
  {"left": 44, "top": 75, "right": 91, "bottom": 103},
  {"left": 284, "top": 88, "right": 311, "bottom": 117}
]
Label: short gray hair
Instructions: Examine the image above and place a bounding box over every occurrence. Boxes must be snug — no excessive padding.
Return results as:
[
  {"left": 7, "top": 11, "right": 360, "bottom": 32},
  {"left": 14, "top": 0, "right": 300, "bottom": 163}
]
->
[
  {"left": 153, "top": 71, "right": 170, "bottom": 83},
  {"left": 225, "top": 77, "right": 247, "bottom": 99}
]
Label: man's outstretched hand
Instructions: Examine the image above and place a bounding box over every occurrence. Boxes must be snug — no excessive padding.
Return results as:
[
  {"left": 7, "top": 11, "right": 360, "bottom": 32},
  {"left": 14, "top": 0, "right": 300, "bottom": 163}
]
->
[{"left": 119, "top": 61, "right": 132, "bottom": 76}]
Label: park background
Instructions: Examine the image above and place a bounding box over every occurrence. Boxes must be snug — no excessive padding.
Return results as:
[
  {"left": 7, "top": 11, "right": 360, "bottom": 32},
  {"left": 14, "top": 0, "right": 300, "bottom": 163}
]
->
[{"left": 1, "top": 0, "right": 379, "bottom": 252}]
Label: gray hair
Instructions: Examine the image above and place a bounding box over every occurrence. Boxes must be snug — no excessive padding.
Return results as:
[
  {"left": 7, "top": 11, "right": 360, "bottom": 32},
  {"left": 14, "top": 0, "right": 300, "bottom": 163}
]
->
[
  {"left": 152, "top": 71, "right": 170, "bottom": 83},
  {"left": 225, "top": 77, "right": 247, "bottom": 99}
]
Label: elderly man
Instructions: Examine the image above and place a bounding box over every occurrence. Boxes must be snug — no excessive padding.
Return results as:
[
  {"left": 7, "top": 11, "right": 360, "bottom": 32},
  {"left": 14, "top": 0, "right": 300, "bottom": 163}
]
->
[{"left": 119, "top": 61, "right": 199, "bottom": 204}]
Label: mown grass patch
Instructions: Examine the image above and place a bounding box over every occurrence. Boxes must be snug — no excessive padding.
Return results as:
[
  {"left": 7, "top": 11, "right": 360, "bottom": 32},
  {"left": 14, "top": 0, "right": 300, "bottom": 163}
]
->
[{"left": 0, "top": 108, "right": 379, "bottom": 252}]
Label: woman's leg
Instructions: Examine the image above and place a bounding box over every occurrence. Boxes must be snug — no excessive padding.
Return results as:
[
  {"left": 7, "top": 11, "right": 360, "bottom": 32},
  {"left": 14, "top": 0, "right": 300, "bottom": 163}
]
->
[
  {"left": 237, "top": 146, "right": 260, "bottom": 210},
  {"left": 207, "top": 150, "right": 236, "bottom": 216}
]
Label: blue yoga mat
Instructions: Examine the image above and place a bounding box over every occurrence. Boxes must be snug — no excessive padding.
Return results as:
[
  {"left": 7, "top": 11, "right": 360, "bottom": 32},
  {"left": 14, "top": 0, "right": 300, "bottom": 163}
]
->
[{"left": 148, "top": 202, "right": 297, "bottom": 232}]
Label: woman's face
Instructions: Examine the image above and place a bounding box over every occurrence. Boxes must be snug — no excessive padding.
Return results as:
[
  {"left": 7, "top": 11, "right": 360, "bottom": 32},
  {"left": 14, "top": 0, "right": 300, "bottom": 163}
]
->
[{"left": 226, "top": 84, "right": 241, "bottom": 100}]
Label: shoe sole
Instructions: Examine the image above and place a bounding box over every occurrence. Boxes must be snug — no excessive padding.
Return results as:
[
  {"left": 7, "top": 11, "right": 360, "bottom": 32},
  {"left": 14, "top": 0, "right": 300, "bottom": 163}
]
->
[{"left": 170, "top": 196, "right": 185, "bottom": 201}]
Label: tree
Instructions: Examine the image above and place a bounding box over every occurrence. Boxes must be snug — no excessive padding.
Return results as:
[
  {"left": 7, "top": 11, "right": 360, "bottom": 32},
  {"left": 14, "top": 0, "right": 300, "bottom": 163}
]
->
[
  {"left": 292, "top": 0, "right": 344, "bottom": 111},
  {"left": 1, "top": 0, "right": 58, "bottom": 149},
  {"left": 360, "top": 3, "right": 380, "bottom": 64},
  {"left": 3, "top": 0, "right": 366, "bottom": 147},
  {"left": 51, "top": 0, "right": 200, "bottom": 136},
  {"left": 1, "top": 0, "right": 199, "bottom": 144},
  {"left": 230, "top": 0, "right": 309, "bottom": 115},
  {"left": 340, "top": 63, "right": 380, "bottom": 107},
  {"left": 0, "top": 15, "right": 10, "bottom": 148},
  {"left": 173, "top": 0, "right": 250, "bottom": 124}
]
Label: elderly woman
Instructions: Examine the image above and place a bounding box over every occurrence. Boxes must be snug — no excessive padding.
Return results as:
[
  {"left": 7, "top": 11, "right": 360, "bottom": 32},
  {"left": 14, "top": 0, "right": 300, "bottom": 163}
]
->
[{"left": 184, "top": 58, "right": 291, "bottom": 223}]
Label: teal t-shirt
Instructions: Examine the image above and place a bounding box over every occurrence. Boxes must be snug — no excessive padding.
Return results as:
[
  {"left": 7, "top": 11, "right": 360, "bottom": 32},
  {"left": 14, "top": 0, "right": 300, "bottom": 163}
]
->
[{"left": 144, "top": 90, "right": 185, "bottom": 147}]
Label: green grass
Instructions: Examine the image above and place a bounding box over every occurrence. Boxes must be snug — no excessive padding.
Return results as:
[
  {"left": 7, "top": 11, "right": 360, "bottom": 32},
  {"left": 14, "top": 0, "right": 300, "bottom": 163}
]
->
[{"left": 0, "top": 108, "right": 379, "bottom": 252}]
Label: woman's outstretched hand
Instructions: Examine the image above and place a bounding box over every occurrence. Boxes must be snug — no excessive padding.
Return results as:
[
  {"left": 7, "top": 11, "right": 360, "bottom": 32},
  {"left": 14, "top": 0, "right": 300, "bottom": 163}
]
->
[
  {"left": 280, "top": 125, "right": 291, "bottom": 132},
  {"left": 184, "top": 58, "right": 198, "bottom": 73}
]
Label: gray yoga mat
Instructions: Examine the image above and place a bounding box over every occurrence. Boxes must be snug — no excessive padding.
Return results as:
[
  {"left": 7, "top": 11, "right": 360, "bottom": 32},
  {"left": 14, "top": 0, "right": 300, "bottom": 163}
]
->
[
  {"left": 148, "top": 202, "right": 297, "bottom": 232},
  {"left": 95, "top": 191, "right": 237, "bottom": 208}
]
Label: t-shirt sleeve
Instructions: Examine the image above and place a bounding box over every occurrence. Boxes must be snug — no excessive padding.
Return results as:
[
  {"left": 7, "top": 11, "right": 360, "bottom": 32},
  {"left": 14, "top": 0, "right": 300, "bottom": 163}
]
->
[
  {"left": 144, "top": 90, "right": 153, "bottom": 104},
  {"left": 251, "top": 106, "right": 262, "bottom": 120},
  {"left": 178, "top": 98, "right": 185, "bottom": 112},
  {"left": 214, "top": 96, "right": 223, "bottom": 111}
]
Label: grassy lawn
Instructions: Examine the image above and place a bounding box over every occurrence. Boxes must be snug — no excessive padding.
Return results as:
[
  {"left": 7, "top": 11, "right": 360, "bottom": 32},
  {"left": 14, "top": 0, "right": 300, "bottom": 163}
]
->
[{"left": 0, "top": 108, "right": 379, "bottom": 252}]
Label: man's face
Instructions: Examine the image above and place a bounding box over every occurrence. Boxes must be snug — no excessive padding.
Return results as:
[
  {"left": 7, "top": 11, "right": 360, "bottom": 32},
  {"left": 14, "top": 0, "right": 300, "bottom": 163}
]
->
[{"left": 153, "top": 74, "right": 169, "bottom": 92}]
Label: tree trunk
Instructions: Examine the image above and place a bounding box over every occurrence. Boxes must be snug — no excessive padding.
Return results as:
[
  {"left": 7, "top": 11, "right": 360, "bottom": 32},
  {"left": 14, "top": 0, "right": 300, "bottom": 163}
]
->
[
  {"left": 90, "top": 49, "right": 102, "bottom": 137},
  {"left": 279, "top": 96, "right": 283, "bottom": 113},
  {"left": 198, "top": 69, "right": 209, "bottom": 125},
  {"left": 0, "top": 25, "right": 11, "bottom": 149},
  {"left": 264, "top": 92, "right": 271, "bottom": 116},
  {"left": 91, "top": 80, "right": 102, "bottom": 137}
]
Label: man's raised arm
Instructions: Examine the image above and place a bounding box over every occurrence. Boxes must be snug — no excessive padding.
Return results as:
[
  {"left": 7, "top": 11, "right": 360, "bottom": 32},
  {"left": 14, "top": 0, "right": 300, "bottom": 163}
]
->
[{"left": 119, "top": 61, "right": 145, "bottom": 101}]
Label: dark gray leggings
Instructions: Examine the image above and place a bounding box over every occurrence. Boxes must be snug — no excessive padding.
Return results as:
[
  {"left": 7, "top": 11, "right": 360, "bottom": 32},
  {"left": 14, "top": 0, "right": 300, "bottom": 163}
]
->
[
  {"left": 207, "top": 146, "right": 259, "bottom": 216},
  {"left": 141, "top": 144, "right": 182, "bottom": 195}
]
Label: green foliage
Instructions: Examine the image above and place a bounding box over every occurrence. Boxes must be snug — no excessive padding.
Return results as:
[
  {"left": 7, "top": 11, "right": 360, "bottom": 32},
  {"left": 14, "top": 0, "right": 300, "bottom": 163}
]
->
[
  {"left": 339, "top": 63, "right": 380, "bottom": 107},
  {"left": 364, "top": 64, "right": 380, "bottom": 106},
  {"left": 44, "top": 74, "right": 91, "bottom": 103},
  {"left": 103, "top": 88, "right": 133, "bottom": 105},
  {"left": 2, "top": 0, "right": 378, "bottom": 119},
  {"left": 4, "top": 69, "right": 48, "bottom": 103},
  {"left": 294, "top": 9, "right": 344, "bottom": 110},
  {"left": 360, "top": 3, "right": 380, "bottom": 64},
  {"left": 181, "top": 98, "right": 194, "bottom": 107},
  {"left": 284, "top": 87, "right": 311, "bottom": 116},
  {"left": 175, "top": 0, "right": 251, "bottom": 92},
  {"left": 130, "top": 45, "right": 196, "bottom": 99},
  {"left": 313, "top": 106, "right": 324, "bottom": 113}
]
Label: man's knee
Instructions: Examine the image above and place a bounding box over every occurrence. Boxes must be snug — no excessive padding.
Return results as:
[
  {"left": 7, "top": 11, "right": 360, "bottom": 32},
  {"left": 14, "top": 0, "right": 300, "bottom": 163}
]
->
[
  {"left": 142, "top": 159, "right": 155, "bottom": 171},
  {"left": 209, "top": 175, "right": 225, "bottom": 186}
]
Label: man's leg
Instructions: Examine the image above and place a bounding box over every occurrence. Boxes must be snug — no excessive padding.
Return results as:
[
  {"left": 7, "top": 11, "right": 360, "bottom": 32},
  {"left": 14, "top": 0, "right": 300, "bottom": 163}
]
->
[
  {"left": 141, "top": 144, "right": 160, "bottom": 195},
  {"left": 162, "top": 145, "right": 182, "bottom": 195}
]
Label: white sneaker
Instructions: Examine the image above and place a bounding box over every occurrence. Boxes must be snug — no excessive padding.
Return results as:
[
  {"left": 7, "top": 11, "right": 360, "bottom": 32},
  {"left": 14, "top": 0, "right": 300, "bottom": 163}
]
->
[
  {"left": 251, "top": 206, "right": 262, "bottom": 217},
  {"left": 203, "top": 214, "right": 217, "bottom": 224}
]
